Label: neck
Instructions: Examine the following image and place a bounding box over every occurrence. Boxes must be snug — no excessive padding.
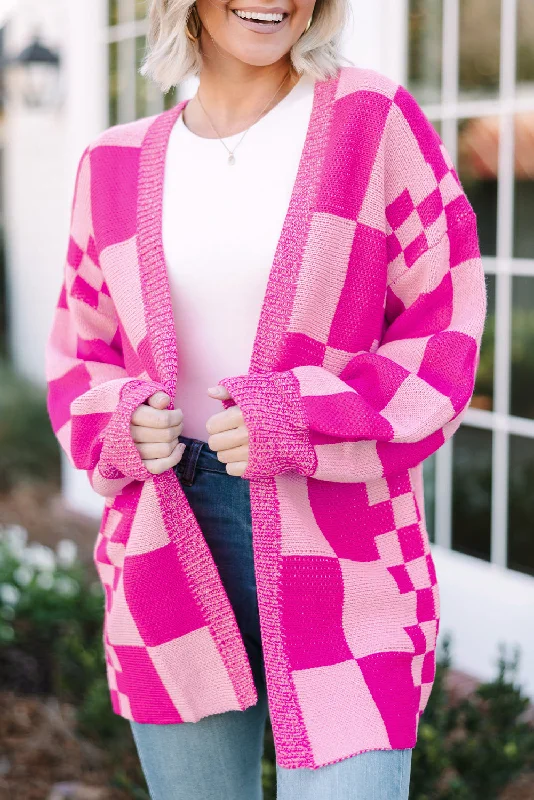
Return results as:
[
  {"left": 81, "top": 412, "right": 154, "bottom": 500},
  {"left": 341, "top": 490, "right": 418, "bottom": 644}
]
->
[{"left": 184, "top": 43, "right": 299, "bottom": 137}]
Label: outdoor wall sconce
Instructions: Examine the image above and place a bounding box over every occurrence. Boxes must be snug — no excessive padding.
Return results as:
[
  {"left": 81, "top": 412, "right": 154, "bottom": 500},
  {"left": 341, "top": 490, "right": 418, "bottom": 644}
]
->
[{"left": 3, "top": 32, "right": 61, "bottom": 110}]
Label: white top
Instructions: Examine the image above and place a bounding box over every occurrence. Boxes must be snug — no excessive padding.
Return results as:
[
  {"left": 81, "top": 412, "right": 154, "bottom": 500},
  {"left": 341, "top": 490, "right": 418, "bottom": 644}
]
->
[{"left": 162, "top": 74, "right": 315, "bottom": 441}]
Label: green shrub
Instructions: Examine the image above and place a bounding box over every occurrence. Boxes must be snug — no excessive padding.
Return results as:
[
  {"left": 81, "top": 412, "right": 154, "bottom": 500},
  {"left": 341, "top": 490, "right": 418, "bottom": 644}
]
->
[
  {"left": 0, "top": 361, "right": 61, "bottom": 491},
  {"left": 410, "top": 636, "right": 534, "bottom": 799}
]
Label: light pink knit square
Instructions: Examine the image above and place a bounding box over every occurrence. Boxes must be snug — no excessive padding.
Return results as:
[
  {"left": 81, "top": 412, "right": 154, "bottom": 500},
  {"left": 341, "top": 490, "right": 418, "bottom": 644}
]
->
[
  {"left": 313, "top": 440, "right": 385, "bottom": 483},
  {"left": 406, "top": 555, "right": 432, "bottom": 590},
  {"left": 321, "top": 345, "right": 358, "bottom": 376},
  {"left": 340, "top": 558, "right": 417, "bottom": 659},
  {"left": 77, "top": 254, "right": 104, "bottom": 291},
  {"left": 378, "top": 337, "right": 429, "bottom": 377},
  {"left": 289, "top": 212, "right": 356, "bottom": 345},
  {"left": 386, "top": 110, "right": 440, "bottom": 207},
  {"left": 411, "top": 653, "right": 425, "bottom": 686},
  {"left": 395, "top": 209, "right": 425, "bottom": 251},
  {"left": 106, "top": 573, "right": 144, "bottom": 647},
  {"left": 381, "top": 374, "right": 454, "bottom": 440},
  {"left": 439, "top": 169, "right": 464, "bottom": 207},
  {"left": 392, "top": 492, "right": 419, "bottom": 529},
  {"left": 94, "top": 115, "right": 159, "bottom": 148},
  {"left": 276, "top": 473, "right": 337, "bottom": 558},
  {"left": 70, "top": 151, "right": 93, "bottom": 250},
  {"left": 335, "top": 66, "right": 397, "bottom": 102},
  {"left": 358, "top": 134, "right": 388, "bottom": 232},
  {"left": 365, "top": 476, "right": 391, "bottom": 506},
  {"left": 147, "top": 626, "right": 241, "bottom": 722},
  {"left": 293, "top": 364, "right": 353, "bottom": 398},
  {"left": 292, "top": 659, "right": 391, "bottom": 763},
  {"left": 126, "top": 480, "right": 171, "bottom": 556},
  {"left": 69, "top": 295, "right": 118, "bottom": 345},
  {"left": 449, "top": 259, "right": 488, "bottom": 337},
  {"left": 70, "top": 378, "right": 126, "bottom": 414},
  {"left": 375, "top": 530, "right": 404, "bottom": 566},
  {"left": 100, "top": 235, "right": 147, "bottom": 349}
]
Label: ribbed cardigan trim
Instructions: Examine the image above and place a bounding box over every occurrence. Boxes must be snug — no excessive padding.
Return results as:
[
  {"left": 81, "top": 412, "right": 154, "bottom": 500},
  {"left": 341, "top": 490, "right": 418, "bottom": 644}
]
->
[
  {"left": 136, "top": 100, "right": 259, "bottom": 717},
  {"left": 135, "top": 77, "right": 337, "bottom": 766}
]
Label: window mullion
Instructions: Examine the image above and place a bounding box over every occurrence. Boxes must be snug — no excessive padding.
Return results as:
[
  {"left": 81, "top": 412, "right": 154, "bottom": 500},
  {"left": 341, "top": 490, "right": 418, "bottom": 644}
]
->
[{"left": 491, "top": 0, "right": 518, "bottom": 567}]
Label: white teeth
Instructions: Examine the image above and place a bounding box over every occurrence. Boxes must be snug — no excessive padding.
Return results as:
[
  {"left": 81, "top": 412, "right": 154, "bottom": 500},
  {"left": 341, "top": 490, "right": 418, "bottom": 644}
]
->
[{"left": 234, "top": 9, "right": 284, "bottom": 22}]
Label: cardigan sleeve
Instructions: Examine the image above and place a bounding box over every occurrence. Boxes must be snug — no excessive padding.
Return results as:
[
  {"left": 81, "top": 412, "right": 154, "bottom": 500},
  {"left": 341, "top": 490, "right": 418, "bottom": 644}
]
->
[
  {"left": 45, "top": 145, "right": 167, "bottom": 498},
  {"left": 215, "top": 94, "right": 488, "bottom": 484}
]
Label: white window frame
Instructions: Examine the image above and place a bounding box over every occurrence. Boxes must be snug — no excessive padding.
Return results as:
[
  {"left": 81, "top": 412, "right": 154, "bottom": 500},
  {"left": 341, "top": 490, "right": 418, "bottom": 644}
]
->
[{"left": 410, "top": 0, "right": 534, "bottom": 574}]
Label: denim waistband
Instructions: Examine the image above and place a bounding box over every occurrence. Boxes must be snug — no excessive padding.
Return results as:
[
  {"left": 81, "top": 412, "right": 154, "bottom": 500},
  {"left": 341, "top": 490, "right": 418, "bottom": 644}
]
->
[{"left": 174, "top": 434, "right": 228, "bottom": 485}]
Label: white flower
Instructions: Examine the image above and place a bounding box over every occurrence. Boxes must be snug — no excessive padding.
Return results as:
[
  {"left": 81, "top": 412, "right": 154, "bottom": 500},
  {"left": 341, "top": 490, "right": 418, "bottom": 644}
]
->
[
  {"left": 13, "top": 565, "right": 34, "bottom": 587},
  {"left": 22, "top": 543, "right": 56, "bottom": 572},
  {"left": 56, "top": 539, "right": 78, "bottom": 568},
  {"left": 0, "top": 583, "right": 21, "bottom": 606},
  {"left": 54, "top": 576, "right": 78, "bottom": 597},
  {"left": 0, "top": 524, "right": 28, "bottom": 559},
  {"left": 36, "top": 572, "right": 55, "bottom": 590}
]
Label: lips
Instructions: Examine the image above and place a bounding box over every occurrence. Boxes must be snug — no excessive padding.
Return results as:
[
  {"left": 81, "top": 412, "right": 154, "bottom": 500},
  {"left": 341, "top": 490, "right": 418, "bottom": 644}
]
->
[{"left": 231, "top": 7, "right": 290, "bottom": 33}]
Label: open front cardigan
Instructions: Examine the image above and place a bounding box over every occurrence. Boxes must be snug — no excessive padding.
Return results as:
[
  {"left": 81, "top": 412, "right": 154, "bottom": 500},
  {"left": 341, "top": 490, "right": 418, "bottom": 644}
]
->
[{"left": 45, "top": 66, "right": 487, "bottom": 769}]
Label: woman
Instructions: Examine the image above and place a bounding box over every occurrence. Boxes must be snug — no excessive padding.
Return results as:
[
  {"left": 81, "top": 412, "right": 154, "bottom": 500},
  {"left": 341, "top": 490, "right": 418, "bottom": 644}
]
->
[{"left": 45, "top": 0, "right": 487, "bottom": 796}]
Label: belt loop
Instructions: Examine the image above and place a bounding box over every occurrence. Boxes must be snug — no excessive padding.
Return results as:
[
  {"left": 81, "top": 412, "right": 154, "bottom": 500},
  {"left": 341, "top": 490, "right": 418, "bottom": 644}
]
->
[{"left": 178, "top": 439, "right": 204, "bottom": 486}]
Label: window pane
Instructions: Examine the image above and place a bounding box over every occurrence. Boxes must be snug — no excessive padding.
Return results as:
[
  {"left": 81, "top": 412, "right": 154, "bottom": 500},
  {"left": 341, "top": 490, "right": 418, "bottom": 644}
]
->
[
  {"left": 452, "top": 426, "right": 492, "bottom": 562},
  {"left": 108, "top": 41, "right": 119, "bottom": 126},
  {"left": 108, "top": 37, "right": 136, "bottom": 124},
  {"left": 136, "top": 35, "right": 148, "bottom": 118},
  {"left": 164, "top": 86, "right": 178, "bottom": 110},
  {"left": 517, "top": 0, "right": 534, "bottom": 98},
  {"left": 459, "top": 0, "right": 501, "bottom": 101},
  {"left": 408, "top": 0, "right": 443, "bottom": 105},
  {"left": 422, "top": 453, "right": 436, "bottom": 544},
  {"left": 458, "top": 117, "right": 498, "bottom": 256},
  {"left": 510, "top": 276, "right": 534, "bottom": 420},
  {"left": 508, "top": 435, "right": 534, "bottom": 576},
  {"left": 472, "top": 273, "right": 495, "bottom": 412},
  {"left": 109, "top": 0, "right": 119, "bottom": 27},
  {"left": 513, "top": 112, "right": 534, "bottom": 259},
  {"left": 136, "top": 0, "right": 147, "bottom": 20},
  {"left": 136, "top": 35, "right": 163, "bottom": 118}
]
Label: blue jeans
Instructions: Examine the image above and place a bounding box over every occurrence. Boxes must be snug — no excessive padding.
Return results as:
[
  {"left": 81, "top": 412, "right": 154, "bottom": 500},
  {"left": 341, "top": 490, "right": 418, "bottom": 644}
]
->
[{"left": 130, "top": 436, "right": 412, "bottom": 800}]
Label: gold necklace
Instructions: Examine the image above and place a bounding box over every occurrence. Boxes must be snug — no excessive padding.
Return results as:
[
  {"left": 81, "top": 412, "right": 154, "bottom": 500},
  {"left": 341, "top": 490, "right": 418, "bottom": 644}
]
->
[{"left": 195, "top": 70, "right": 292, "bottom": 166}]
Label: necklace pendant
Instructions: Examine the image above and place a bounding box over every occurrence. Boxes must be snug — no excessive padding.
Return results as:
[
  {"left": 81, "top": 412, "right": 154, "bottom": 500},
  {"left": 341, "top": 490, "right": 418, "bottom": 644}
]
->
[{"left": 228, "top": 153, "right": 236, "bottom": 166}]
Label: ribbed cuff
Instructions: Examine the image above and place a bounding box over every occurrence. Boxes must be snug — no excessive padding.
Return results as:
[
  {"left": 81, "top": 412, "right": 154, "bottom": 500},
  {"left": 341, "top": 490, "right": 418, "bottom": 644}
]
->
[
  {"left": 99, "top": 379, "right": 168, "bottom": 482},
  {"left": 216, "top": 371, "right": 317, "bottom": 480}
]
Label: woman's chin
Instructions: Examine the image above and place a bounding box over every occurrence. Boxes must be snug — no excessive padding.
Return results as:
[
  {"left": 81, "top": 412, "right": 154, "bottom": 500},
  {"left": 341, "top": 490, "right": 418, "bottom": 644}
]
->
[{"left": 214, "top": 35, "right": 292, "bottom": 69}]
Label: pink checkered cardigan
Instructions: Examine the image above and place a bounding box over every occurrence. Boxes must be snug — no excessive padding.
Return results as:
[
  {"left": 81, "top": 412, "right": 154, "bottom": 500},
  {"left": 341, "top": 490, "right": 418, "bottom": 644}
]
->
[{"left": 45, "top": 66, "right": 487, "bottom": 769}]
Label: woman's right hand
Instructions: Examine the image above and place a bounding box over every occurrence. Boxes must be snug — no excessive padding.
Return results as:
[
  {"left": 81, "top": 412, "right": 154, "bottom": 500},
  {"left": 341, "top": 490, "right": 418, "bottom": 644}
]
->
[{"left": 130, "top": 391, "right": 186, "bottom": 475}]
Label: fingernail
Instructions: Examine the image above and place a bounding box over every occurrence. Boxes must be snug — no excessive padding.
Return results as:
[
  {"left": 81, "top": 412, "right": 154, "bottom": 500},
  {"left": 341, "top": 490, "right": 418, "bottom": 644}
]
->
[{"left": 208, "top": 386, "right": 222, "bottom": 395}]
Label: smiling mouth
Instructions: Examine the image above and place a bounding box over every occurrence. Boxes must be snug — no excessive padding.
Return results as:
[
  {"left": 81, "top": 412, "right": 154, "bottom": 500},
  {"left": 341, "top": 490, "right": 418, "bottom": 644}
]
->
[{"left": 232, "top": 9, "right": 288, "bottom": 24}]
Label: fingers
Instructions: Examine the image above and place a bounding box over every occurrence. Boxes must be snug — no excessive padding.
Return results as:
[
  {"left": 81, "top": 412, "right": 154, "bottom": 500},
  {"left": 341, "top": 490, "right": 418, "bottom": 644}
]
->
[
  {"left": 205, "top": 404, "right": 243, "bottom": 435},
  {"left": 147, "top": 391, "right": 171, "bottom": 409},
  {"left": 216, "top": 444, "right": 249, "bottom": 464},
  {"left": 207, "top": 385, "right": 232, "bottom": 400},
  {"left": 131, "top": 403, "right": 184, "bottom": 429},
  {"left": 207, "top": 424, "right": 248, "bottom": 454},
  {"left": 132, "top": 422, "right": 184, "bottom": 444},
  {"left": 225, "top": 461, "right": 248, "bottom": 477},
  {"left": 142, "top": 439, "right": 187, "bottom": 475},
  {"left": 136, "top": 438, "right": 182, "bottom": 461}
]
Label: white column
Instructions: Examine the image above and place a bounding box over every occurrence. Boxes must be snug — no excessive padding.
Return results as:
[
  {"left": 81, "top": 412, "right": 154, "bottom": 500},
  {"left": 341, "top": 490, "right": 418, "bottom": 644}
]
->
[
  {"left": 62, "top": 0, "right": 108, "bottom": 518},
  {"left": 3, "top": 0, "right": 68, "bottom": 384},
  {"left": 3, "top": 0, "right": 108, "bottom": 518},
  {"left": 64, "top": 0, "right": 108, "bottom": 170},
  {"left": 342, "top": 0, "right": 408, "bottom": 83}
]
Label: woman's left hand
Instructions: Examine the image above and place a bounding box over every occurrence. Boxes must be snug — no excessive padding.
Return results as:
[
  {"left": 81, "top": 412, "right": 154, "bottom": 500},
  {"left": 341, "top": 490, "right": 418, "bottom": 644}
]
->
[{"left": 205, "top": 386, "right": 249, "bottom": 476}]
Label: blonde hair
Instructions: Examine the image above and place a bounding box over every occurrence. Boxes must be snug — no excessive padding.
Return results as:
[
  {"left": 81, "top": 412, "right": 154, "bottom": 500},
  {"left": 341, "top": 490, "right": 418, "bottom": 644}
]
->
[{"left": 140, "top": 0, "right": 350, "bottom": 93}]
